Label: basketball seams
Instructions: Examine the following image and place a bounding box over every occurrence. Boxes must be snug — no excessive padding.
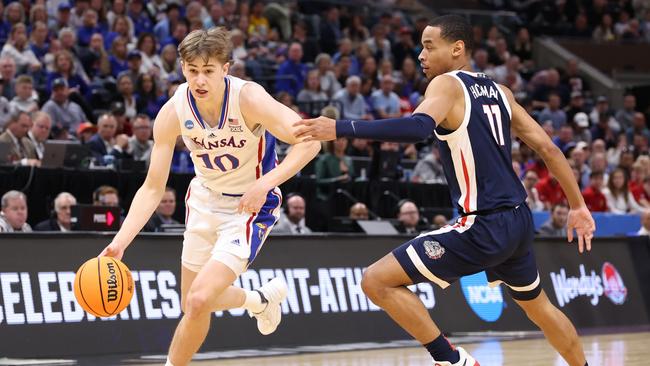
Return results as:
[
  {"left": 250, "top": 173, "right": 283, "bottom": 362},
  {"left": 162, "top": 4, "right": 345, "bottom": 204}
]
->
[
  {"left": 97, "top": 257, "right": 110, "bottom": 315},
  {"left": 76, "top": 261, "right": 108, "bottom": 317},
  {"left": 110, "top": 257, "right": 125, "bottom": 315}
]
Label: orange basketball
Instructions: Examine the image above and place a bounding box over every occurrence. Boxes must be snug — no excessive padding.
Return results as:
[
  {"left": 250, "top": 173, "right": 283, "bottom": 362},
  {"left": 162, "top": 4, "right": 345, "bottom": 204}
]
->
[{"left": 73, "top": 257, "right": 134, "bottom": 317}]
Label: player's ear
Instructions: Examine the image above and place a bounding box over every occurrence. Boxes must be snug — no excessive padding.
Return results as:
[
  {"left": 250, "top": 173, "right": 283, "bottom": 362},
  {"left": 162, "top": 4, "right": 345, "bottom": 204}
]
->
[
  {"left": 451, "top": 40, "right": 464, "bottom": 57},
  {"left": 222, "top": 60, "right": 231, "bottom": 75}
]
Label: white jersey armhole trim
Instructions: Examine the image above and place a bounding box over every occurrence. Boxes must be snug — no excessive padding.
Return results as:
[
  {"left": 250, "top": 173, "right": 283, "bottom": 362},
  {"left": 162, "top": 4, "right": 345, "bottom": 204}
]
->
[
  {"left": 434, "top": 71, "right": 471, "bottom": 141},
  {"left": 495, "top": 84, "right": 513, "bottom": 120}
]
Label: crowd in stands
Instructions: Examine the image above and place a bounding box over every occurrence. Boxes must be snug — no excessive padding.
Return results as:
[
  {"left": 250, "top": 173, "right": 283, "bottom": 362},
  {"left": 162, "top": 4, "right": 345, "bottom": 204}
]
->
[{"left": 2, "top": 0, "right": 650, "bottom": 234}]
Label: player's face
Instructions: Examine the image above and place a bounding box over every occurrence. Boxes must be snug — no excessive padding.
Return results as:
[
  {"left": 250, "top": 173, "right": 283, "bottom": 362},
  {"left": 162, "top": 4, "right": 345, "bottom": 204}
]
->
[
  {"left": 182, "top": 57, "right": 229, "bottom": 99},
  {"left": 418, "top": 26, "right": 460, "bottom": 79}
]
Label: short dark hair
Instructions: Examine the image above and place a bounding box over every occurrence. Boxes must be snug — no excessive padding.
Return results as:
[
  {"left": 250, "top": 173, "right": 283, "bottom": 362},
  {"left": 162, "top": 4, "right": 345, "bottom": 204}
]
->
[
  {"left": 551, "top": 203, "right": 569, "bottom": 213},
  {"left": 429, "top": 15, "right": 474, "bottom": 52}
]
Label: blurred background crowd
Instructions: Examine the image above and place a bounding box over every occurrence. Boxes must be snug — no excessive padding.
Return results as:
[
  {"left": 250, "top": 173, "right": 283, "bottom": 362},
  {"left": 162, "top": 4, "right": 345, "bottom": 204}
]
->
[{"left": 2, "top": 0, "right": 650, "bottom": 236}]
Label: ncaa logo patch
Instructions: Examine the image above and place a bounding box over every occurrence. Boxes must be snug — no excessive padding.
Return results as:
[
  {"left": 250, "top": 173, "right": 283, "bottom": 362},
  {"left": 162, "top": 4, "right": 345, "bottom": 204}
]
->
[
  {"left": 601, "top": 262, "right": 627, "bottom": 305},
  {"left": 185, "top": 119, "right": 194, "bottom": 129},
  {"left": 423, "top": 240, "right": 445, "bottom": 259},
  {"left": 459, "top": 271, "right": 504, "bottom": 322}
]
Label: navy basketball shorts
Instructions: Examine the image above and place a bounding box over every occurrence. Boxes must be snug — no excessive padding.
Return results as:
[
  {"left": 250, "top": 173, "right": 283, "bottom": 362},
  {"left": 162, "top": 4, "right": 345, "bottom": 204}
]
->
[{"left": 393, "top": 204, "right": 542, "bottom": 301}]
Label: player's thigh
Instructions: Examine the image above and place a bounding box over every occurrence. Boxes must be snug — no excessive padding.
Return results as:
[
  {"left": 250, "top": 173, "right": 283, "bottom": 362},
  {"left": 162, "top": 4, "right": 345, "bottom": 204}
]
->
[{"left": 363, "top": 251, "right": 414, "bottom": 288}]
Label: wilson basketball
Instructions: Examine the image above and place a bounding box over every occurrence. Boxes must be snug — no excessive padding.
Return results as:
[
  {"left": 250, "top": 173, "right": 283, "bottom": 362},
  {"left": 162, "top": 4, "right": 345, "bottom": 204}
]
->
[{"left": 74, "top": 257, "right": 134, "bottom": 317}]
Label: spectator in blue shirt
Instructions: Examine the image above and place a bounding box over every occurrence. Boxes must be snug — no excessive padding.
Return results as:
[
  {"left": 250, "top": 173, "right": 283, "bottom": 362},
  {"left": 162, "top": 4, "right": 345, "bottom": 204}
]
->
[
  {"left": 46, "top": 50, "right": 89, "bottom": 98},
  {"left": 371, "top": 75, "right": 401, "bottom": 118},
  {"left": 76, "top": 9, "right": 102, "bottom": 47},
  {"left": 275, "top": 42, "right": 308, "bottom": 99},
  {"left": 537, "top": 93, "right": 567, "bottom": 130},
  {"left": 127, "top": 0, "right": 153, "bottom": 36},
  {"left": 153, "top": 3, "right": 181, "bottom": 41},
  {"left": 160, "top": 19, "right": 188, "bottom": 50},
  {"left": 109, "top": 37, "right": 129, "bottom": 78},
  {"left": 333, "top": 75, "right": 371, "bottom": 120},
  {"left": 29, "top": 21, "right": 49, "bottom": 63}
]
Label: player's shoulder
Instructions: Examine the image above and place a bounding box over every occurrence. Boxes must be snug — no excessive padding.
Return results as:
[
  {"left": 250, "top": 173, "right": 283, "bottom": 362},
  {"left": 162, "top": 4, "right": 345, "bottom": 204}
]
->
[
  {"left": 495, "top": 82, "right": 515, "bottom": 103},
  {"left": 424, "top": 73, "right": 462, "bottom": 98},
  {"left": 152, "top": 99, "right": 181, "bottom": 136},
  {"left": 239, "top": 79, "right": 270, "bottom": 109}
]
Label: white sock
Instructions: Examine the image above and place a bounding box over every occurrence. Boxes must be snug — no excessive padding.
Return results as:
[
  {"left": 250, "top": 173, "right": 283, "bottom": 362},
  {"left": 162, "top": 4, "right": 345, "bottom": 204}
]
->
[
  {"left": 165, "top": 358, "right": 175, "bottom": 366},
  {"left": 243, "top": 289, "right": 266, "bottom": 313}
]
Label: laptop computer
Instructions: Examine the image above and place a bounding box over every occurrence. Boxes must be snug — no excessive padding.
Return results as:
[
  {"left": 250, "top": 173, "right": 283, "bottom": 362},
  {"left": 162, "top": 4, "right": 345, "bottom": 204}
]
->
[
  {"left": 356, "top": 220, "right": 399, "bottom": 235},
  {"left": 41, "top": 141, "right": 68, "bottom": 168},
  {"left": 70, "top": 204, "right": 121, "bottom": 231}
]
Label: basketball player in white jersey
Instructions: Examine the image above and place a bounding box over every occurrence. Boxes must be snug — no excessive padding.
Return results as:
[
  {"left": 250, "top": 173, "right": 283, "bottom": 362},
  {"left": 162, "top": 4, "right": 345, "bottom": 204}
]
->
[{"left": 98, "top": 28, "right": 321, "bottom": 366}]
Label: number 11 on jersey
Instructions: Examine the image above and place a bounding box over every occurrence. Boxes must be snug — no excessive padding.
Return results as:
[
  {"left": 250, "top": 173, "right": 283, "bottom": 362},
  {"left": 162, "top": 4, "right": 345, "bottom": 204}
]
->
[{"left": 483, "top": 104, "right": 505, "bottom": 146}]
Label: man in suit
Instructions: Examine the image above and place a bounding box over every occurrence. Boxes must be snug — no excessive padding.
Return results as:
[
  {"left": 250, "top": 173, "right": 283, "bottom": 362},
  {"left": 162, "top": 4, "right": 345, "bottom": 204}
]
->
[
  {"left": 272, "top": 193, "right": 312, "bottom": 234},
  {"left": 87, "top": 113, "right": 131, "bottom": 164},
  {"left": 0, "top": 111, "right": 39, "bottom": 165},
  {"left": 34, "top": 192, "right": 77, "bottom": 231},
  {"left": 26, "top": 111, "right": 52, "bottom": 160}
]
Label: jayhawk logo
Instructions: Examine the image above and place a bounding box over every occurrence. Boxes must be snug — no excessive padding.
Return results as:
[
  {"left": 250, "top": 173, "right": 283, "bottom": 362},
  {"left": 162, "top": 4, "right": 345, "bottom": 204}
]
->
[{"left": 256, "top": 223, "right": 268, "bottom": 240}]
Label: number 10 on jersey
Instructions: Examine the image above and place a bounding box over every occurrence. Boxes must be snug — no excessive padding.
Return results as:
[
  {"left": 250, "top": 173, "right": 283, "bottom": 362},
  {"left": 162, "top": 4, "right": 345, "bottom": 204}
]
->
[{"left": 482, "top": 104, "right": 505, "bottom": 146}]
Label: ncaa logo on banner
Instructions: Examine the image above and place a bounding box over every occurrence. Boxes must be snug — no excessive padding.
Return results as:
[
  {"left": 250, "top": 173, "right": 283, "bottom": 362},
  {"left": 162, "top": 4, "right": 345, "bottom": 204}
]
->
[
  {"left": 459, "top": 271, "right": 504, "bottom": 322},
  {"left": 602, "top": 262, "right": 627, "bottom": 305}
]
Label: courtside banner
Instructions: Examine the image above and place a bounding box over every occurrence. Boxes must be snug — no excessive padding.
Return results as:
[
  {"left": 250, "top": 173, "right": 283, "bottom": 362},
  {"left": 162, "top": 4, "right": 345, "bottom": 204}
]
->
[{"left": 0, "top": 234, "right": 646, "bottom": 357}]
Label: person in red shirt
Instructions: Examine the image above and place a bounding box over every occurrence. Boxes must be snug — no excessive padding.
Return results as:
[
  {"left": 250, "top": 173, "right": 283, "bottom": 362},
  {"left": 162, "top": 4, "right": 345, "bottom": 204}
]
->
[
  {"left": 535, "top": 174, "right": 566, "bottom": 210},
  {"left": 582, "top": 171, "right": 608, "bottom": 212},
  {"left": 629, "top": 161, "right": 645, "bottom": 202}
]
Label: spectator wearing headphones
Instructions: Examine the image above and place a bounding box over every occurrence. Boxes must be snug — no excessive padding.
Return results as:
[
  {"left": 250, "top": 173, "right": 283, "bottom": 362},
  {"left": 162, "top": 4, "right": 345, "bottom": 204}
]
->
[
  {"left": 272, "top": 193, "right": 312, "bottom": 234},
  {"left": 34, "top": 192, "right": 77, "bottom": 231}
]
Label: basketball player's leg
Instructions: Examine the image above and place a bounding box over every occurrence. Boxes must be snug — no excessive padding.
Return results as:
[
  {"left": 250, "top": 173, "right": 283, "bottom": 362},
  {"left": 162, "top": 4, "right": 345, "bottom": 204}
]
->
[
  {"left": 514, "top": 290, "right": 586, "bottom": 366},
  {"left": 168, "top": 259, "right": 239, "bottom": 366},
  {"left": 363, "top": 233, "right": 481, "bottom": 365},
  {"left": 361, "top": 252, "right": 442, "bottom": 343}
]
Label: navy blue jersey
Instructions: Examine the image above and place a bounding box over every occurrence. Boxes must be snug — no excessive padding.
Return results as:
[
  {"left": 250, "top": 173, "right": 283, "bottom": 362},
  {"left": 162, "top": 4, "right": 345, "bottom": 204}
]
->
[{"left": 435, "top": 71, "right": 526, "bottom": 216}]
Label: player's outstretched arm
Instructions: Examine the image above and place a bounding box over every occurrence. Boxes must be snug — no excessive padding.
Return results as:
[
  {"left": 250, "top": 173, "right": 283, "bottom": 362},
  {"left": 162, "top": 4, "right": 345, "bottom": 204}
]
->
[
  {"left": 237, "top": 82, "right": 321, "bottom": 213},
  {"left": 292, "top": 75, "right": 458, "bottom": 143},
  {"left": 99, "top": 101, "right": 180, "bottom": 260},
  {"left": 505, "top": 85, "right": 595, "bottom": 253}
]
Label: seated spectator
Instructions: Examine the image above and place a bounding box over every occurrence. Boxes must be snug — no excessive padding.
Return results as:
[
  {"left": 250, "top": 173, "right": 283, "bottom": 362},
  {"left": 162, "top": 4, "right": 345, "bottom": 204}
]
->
[
  {"left": 603, "top": 167, "right": 644, "bottom": 214},
  {"left": 371, "top": 75, "right": 401, "bottom": 119},
  {"left": 314, "top": 53, "right": 341, "bottom": 98},
  {"left": 395, "top": 199, "right": 422, "bottom": 235},
  {"left": 114, "top": 73, "right": 137, "bottom": 121},
  {"left": 0, "top": 57, "right": 17, "bottom": 100},
  {"left": 537, "top": 93, "right": 567, "bottom": 130},
  {"left": 347, "top": 138, "right": 372, "bottom": 158},
  {"left": 625, "top": 112, "right": 650, "bottom": 144},
  {"left": 171, "top": 136, "right": 194, "bottom": 174},
  {"left": 41, "top": 78, "right": 88, "bottom": 135},
  {"left": 78, "top": 32, "right": 111, "bottom": 80},
  {"left": 349, "top": 202, "right": 369, "bottom": 220},
  {"left": 616, "top": 94, "right": 636, "bottom": 131},
  {"left": 412, "top": 147, "right": 446, "bottom": 184},
  {"left": 637, "top": 210, "right": 650, "bottom": 236},
  {"left": 26, "top": 112, "right": 52, "bottom": 160},
  {"left": 523, "top": 170, "right": 544, "bottom": 211},
  {"left": 76, "top": 9, "right": 102, "bottom": 47},
  {"left": 538, "top": 203, "right": 568, "bottom": 237},
  {"left": 9, "top": 75, "right": 38, "bottom": 114},
  {"left": 135, "top": 72, "right": 163, "bottom": 119},
  {"left": 0, "top": 190, "right": 31, "bottom": 232},
  {"left": 316, "top": 137, "right": 355, "bottom": 183},
  {"left": 432, "top": 214, "right": 449, "bottom": 229},
  {"left": 34, "top": 192, "right": 77, "bottom": 231},
  {"left": 108, "top": 36, "right": 129, "bottom": 78},
  {"left": 77, "top": 122, "right": 97, "bottom": 144},
  {"left": 136, "top": 33, "right": 162, "bottom": 75},
  {"left": 582, "top": 171, "right": 608, "bottom": 212},
  {"left": 297, "top": 70, "right": 328, "bottom": 117},
  {"left": 46, "top": 50, "right": 90, "bottom": 98},
  {"left": 552, "top": 126, "right": 574, "bottom": 152},
  {"left": 573, "top": 112, "right": 592, "bottom": 143},
  {"left": 629, "top": 161, "right": 646, "bottom": 201},
  {"left": 275, "top": 42, "right": 308, "bottom": 99},
  {"left": 29, "top": 21, "right": 50, "bottom": 64},
  {"left": 128, "top": 114, "right": 153, "bottom": 165},
  {"left": 272, "top": 193, "right": 312, "bottom": 234},
  {"left": 535, "top": 174, "right": 566, "bottom": 210},
  {"left": 144, "top": 187, "right": 180, "bottom": 232},
  {"left": 105, "top": 14, "right": 135, "bottom": 51},
  {"left": 0, "top": 111, "right": 38, "bottom": 166},
  {"left": 93, "top": 185, "right": 120, "bottom": 207},
  {"left": 87, "top": 113, "right": 131, "bottom": 164},
  {"left": 159, "top": 44, "right": 182, "bottom": 87},
  {"left": 333, "top": 76, "right": 371, "bottom": 120},
  {"left": 0, "top": 23, "right": 41, "bottom": 74}
]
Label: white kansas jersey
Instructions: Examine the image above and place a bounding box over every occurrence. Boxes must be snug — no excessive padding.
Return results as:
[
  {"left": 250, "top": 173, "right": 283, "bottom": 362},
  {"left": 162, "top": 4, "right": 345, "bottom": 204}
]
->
[{"left": 172, "top": 76, "right": 277, "bottom": 194}]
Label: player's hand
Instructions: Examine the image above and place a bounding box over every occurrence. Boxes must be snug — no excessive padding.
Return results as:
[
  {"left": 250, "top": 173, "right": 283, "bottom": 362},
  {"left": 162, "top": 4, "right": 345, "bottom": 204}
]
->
[
  {"left": 566, "top": 206, "right": 595, "bottom": 254},
  {"left": 238, "top": 181, "right": 271, "bottom": 214},
  {"left": 98, "top": 241, "right": 125, "bottom": 261},
  {"left": 293, "top": 116, "right": 337, "bottom": 141}
]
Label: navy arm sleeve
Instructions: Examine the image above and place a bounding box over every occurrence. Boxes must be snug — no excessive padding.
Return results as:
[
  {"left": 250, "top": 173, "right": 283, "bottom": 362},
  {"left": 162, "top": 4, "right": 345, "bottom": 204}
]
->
[{"left": 335, "top": 113, "right": 436, "bottom": 143}]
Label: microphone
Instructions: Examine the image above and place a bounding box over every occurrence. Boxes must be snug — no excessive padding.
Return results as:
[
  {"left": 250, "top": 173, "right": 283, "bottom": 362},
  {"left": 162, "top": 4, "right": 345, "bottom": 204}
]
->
[{"left": 336, "top": 188, "right": 381, "bottom": 220}]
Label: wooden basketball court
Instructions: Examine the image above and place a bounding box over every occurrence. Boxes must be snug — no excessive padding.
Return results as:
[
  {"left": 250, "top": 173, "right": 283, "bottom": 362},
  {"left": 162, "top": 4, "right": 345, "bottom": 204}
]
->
[{"left": 195, "top": 332, "right": 649, "bottom": 366}]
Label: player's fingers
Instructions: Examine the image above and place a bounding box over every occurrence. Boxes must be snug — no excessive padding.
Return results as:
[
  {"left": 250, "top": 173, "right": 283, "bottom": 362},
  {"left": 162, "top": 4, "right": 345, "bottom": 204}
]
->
[
  {"left": 567, "top": 226, "right": 573, "bottom": 243},
  {"left": 578, "top": 232, "right": 584, "bottom": 254},
  {"left": 237, "top": 201, "right": 244, "bottom": 214},
  {"left": 586, "top": 233, "right": 593, "bottom": 252},
  {"left": 292, "top": 120, "right": 307, "bottom": 127},
  {"left": 294, "top": 127, "right": 312, "bottom": 138}
]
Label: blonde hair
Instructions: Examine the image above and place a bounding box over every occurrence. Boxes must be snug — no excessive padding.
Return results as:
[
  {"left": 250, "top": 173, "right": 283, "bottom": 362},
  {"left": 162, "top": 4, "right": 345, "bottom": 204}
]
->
[{"left": 178, "top": 27, "right": 232, "bottom": 65}]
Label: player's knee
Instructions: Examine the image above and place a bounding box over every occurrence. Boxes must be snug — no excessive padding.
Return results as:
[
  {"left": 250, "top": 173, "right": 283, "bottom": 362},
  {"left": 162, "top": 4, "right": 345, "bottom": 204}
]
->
[
  {"left": 361, "top": 267, "right": 385, "bottom": 302},
  {"left": 185, "top": 291, "right": 211, "bottom": 319}
]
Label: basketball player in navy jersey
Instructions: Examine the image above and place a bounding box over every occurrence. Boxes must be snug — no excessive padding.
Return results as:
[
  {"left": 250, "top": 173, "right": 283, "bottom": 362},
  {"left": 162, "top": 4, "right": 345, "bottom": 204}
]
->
[{"left": 294, "top": 15, "right": 594, "bottom": 366}]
